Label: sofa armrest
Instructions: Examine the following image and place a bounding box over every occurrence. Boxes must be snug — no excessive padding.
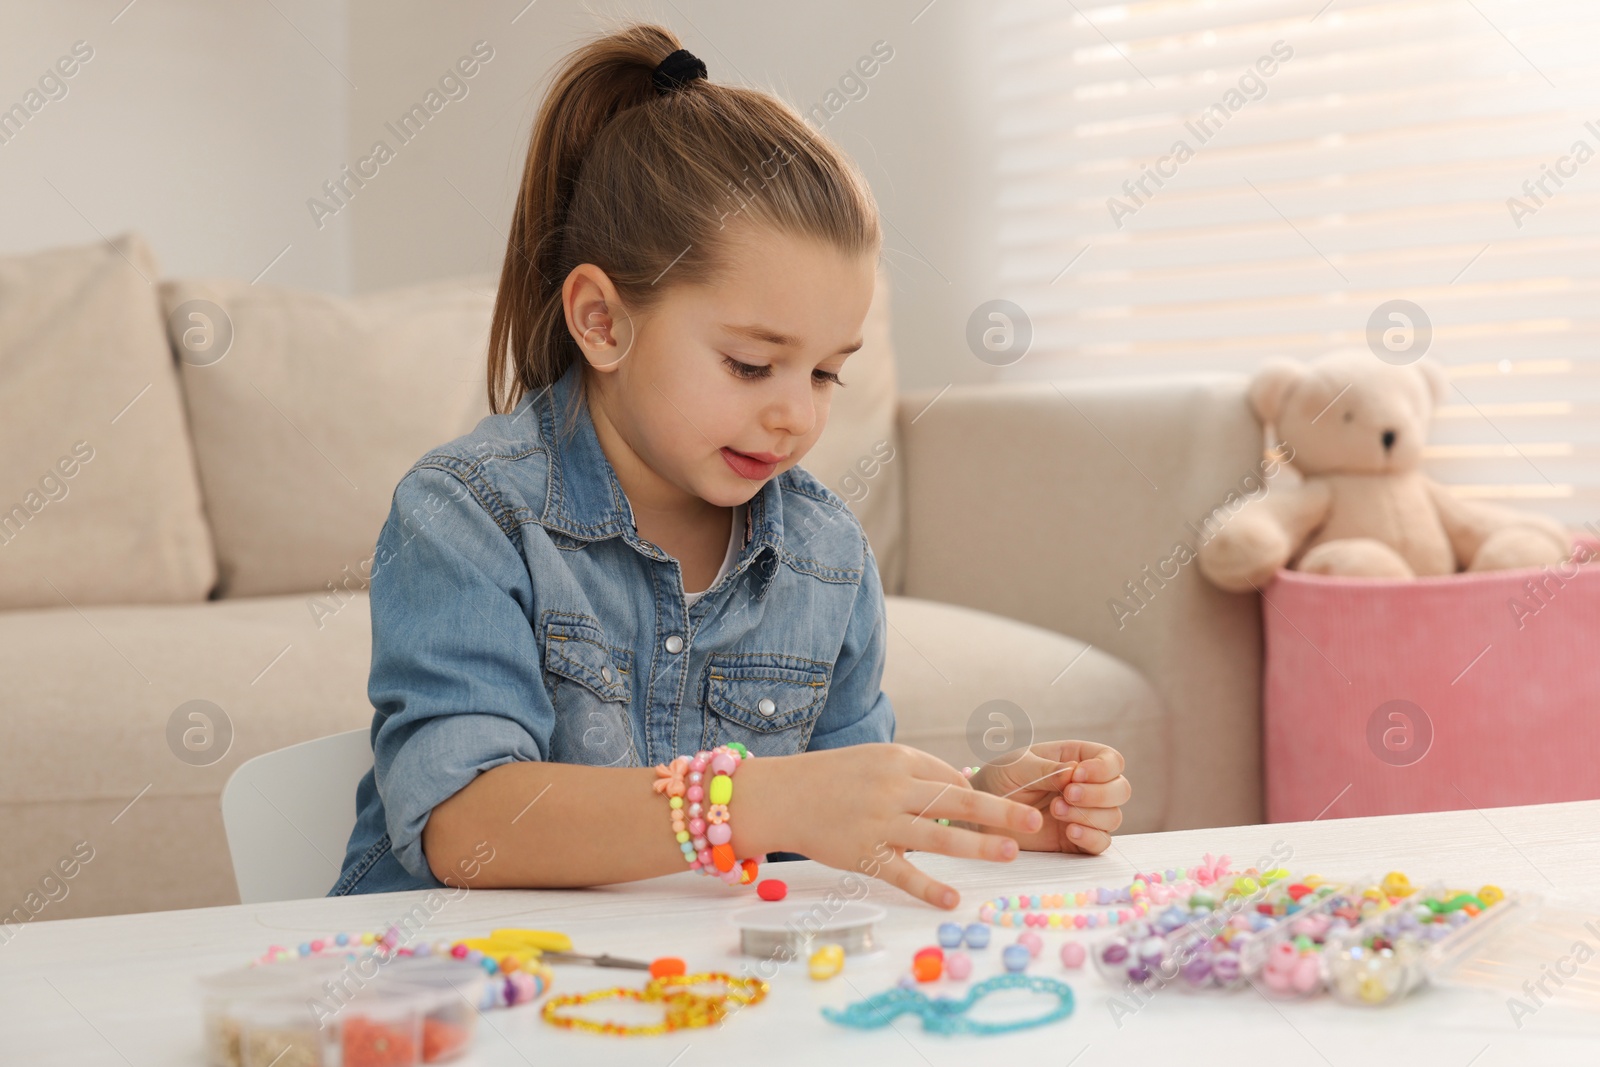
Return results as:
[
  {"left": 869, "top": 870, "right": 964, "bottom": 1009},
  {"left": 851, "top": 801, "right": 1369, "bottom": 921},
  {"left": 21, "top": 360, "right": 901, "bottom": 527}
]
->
[{"left": 897, "top": 375, "right": 1266, "bottom": 831}]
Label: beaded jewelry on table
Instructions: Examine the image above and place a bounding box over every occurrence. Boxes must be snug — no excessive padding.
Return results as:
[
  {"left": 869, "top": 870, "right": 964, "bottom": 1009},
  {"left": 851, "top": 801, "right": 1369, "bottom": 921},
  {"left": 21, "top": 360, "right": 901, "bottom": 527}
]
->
[
  {"left": 822, "top": 974, "right": 1075, "bottom": 1035},
  {"left": 978, "top": 853, "right": 1246, "bottom": 930},
  {"left": 256, "top": 926, "right": 549, "bottom": 1010}
]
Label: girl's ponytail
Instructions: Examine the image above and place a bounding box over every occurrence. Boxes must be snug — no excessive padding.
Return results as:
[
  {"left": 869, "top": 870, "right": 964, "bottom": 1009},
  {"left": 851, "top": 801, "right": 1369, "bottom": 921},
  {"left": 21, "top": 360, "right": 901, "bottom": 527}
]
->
[
  {"left": 488, "top": 24, "right": 671, "bottom": 416},
  {"left": 487, "top": 21, "right": 881, "bottom": 417}
]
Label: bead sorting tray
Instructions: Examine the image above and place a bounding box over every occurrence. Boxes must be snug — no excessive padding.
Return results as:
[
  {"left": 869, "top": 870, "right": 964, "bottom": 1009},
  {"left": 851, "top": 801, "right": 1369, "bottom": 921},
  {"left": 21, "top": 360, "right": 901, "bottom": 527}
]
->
[{"left": 201, "top": 955, "right": 487, "bottom": 1067}]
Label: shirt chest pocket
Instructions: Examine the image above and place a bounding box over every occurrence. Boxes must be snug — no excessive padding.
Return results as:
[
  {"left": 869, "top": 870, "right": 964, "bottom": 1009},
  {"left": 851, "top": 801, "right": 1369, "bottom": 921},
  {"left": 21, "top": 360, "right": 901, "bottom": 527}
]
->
[
  {"left": 541, "top": 614, "right": 639, "bottom": 768},
  {"left": 701, "top": 653, "right": 832, "bottom": 757}
]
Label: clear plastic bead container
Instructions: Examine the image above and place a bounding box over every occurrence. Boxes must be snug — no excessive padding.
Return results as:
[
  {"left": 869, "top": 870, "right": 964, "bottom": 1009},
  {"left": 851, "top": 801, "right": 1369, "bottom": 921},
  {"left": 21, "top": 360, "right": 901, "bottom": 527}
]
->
[
  {"left": 1091, "top": 872, "right": 1280, "bottom": 993},
  {"left": 200, "top": 956, "right": 487, "bottom": 1067},
  {"left": 202, "top": 957, "right": 345, "bottom": 1067},
  {"left": 1324, "top": 884, "right": 1524, "bottom": 1007}
]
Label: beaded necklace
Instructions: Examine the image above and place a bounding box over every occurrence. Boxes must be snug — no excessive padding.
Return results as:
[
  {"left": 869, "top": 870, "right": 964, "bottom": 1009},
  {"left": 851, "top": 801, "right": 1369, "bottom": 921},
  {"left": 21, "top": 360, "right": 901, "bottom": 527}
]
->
[
  {"left": 542, "top": 973, "right": 768, "bottom": 1036},
  {"left": 977, "top": 854, "right": 1249, "bottom": 930},
  {"left": 256, "top": 926, "right": 550, "bottom": 1010}
]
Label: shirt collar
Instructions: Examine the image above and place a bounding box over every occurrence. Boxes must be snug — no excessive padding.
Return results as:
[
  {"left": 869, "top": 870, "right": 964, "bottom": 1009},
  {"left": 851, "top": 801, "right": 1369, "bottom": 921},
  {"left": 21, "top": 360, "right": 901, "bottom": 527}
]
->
[{"left": 527, "top": 360, "right": 784, "bottom": 597}]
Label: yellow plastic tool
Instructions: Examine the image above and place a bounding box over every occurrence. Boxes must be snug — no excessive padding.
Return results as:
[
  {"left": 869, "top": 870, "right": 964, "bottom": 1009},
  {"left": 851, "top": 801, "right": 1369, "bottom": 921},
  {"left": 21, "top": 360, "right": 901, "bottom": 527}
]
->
[{"left": 462, "top": 929, "right": 651, "bottom": 970}]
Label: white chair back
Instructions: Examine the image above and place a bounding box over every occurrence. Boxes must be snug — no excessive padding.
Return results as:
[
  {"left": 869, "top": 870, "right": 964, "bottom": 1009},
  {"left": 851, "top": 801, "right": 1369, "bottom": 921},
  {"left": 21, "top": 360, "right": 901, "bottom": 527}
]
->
[{"left": 220, "top": 728, "right": 372, "bottom": 904}]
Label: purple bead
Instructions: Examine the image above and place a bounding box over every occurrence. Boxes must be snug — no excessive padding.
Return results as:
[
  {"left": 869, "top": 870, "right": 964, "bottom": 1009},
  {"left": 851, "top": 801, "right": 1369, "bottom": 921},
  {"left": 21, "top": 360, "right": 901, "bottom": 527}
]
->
[
  {"left": 1138, "top": 936, "right": 1167, "bottom": 965},
  {"left": 1126, "top": 964, "right": 1152, "bottom": 983},
  {"left": 1181, "top": 954, "right": 1213, "bottom": 986},
  {"left": 1100, "top": 941, "right": 1130, "bottom": 965},
  {"left": 1212, "top": 950, "right": 1242, "bottom": 983}
]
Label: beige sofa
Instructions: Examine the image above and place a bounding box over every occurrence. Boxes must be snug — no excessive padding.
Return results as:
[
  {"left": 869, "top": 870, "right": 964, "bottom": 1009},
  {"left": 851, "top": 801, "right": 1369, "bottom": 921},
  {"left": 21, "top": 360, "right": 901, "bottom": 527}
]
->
[{"left": 0, "top": 232, "right": 1263, "bottom": 923}]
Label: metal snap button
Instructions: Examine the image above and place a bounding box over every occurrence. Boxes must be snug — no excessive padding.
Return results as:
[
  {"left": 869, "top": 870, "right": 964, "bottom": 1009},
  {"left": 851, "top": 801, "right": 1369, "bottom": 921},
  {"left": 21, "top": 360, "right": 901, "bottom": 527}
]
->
[
  {"left": 664, "top": 634, "right": 684, "bottom": 654},
  {"left": 757, "top": 697, "right": 776, "bottom": 717},
  {"left": 601, "top": 665, "right": 613, "bottom": 684}
]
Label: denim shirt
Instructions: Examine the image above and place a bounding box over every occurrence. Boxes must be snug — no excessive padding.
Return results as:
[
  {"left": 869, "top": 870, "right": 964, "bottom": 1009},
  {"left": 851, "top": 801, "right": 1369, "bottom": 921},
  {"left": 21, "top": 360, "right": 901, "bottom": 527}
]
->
[{"left": 330, "top": 359, "right": 895, "bottom": 896}]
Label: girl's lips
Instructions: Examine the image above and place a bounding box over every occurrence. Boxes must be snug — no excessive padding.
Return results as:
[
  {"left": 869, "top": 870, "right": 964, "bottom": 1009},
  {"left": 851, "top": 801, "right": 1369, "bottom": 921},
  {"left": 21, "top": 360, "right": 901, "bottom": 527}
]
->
[{"left": 720, "top": 447, "right": 781, "bottom": 480}]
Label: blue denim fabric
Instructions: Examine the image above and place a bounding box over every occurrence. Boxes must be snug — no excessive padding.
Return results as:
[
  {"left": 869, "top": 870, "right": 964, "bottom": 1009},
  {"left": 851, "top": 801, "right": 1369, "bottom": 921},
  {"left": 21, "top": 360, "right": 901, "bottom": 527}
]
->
[{"left": 330, "top": 360, "right": 894, "bottom": 895}]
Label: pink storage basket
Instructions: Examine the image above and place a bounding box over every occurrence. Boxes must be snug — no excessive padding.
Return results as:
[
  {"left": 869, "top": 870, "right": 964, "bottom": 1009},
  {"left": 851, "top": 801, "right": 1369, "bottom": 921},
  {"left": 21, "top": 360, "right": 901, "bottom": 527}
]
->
[{"left": 1263, "top": 541, "right": 1600, "bottom": 822}]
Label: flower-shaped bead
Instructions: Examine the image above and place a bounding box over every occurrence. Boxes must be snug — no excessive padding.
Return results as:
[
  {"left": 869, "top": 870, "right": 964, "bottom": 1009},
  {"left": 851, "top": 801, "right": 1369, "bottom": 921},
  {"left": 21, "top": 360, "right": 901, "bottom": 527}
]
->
[{"left": 707, "top": 804, "right": 730, "bottom": 825}]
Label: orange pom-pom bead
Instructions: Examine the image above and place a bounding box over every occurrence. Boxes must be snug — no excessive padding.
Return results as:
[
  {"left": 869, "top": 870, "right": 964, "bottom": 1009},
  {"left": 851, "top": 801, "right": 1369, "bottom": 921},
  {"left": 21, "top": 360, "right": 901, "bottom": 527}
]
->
[{"left": 650, "top": 956, "right": 687, "bottom": 979}]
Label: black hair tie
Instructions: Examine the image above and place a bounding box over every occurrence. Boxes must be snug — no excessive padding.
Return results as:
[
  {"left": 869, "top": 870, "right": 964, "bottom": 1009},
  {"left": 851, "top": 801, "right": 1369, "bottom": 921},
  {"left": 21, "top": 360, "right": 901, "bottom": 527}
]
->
[{"left": 652, "top": 48, "right": 707, "bottom": 95}]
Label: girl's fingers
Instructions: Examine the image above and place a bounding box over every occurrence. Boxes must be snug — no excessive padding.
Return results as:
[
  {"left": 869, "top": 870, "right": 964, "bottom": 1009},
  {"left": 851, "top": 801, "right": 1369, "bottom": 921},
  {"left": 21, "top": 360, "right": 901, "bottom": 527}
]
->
[
  {"left": 872, "top": 847, "right": 962, "bottom": 909},
  {"left": 1064, "top": 823, "right": 1114, "bottom": 855},
  {"left": 1048, "top": 798, "right": 1124, "bottom": 835},
  {"left": 1058, "top": 775, "right": 1132, "bottom": 810},
  {"left": 912, "top": 778, "right": 1043, "bottom": 835},
  {"left": 1070, "top": 744, "right": 1127, "bottom": 784},
  {"left": 899, "top": 814, "right": 1020, "bottom": 864},
  {"left": 996, "top": 753, "right": 1077, "bottom": 800},
  {"left": 902, "top": 747, "right": 974, "bottom": 791}
]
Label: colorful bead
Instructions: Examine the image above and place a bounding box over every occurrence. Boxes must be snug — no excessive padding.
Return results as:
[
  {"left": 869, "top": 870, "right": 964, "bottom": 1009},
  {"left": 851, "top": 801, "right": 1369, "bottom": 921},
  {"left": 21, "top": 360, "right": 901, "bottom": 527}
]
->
[
  {"left": 757, "top": 879, "right": 787, "bottom": 901},
  {"left": 810, "top": 944, "right": 846, "bottom": 980},
  {"left": 708, "top": 774, "right": 733, "bottom": 805},
  {"left": 1060, "top": 942, "right": 1086, "bottom": 968},
  {"left": 964, "top": 923, "right": 990, "bottom": 949},
  {"left": 945, "top": 951, "right": 972, "bottom": 980},
  {"left": 1002, "top": 944, "right": 1030, "bottom": 972}
]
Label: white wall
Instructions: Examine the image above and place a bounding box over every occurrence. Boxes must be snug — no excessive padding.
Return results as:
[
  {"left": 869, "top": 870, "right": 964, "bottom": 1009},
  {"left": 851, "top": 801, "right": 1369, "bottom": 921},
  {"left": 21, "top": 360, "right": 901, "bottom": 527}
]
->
[
  {"left": 0, "top": 0, "right": 350, "bottom": 293},
  {"left": 2, "top": 1, "right": 1001, "bottom": 391}
]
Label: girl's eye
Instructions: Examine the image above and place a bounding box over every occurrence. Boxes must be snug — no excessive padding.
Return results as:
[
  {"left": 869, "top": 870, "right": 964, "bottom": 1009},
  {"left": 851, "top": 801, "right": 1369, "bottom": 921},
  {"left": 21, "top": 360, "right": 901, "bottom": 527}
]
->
[
  {"left": 813, "top": 368, "right": 844, "bottom": 387},
  {"left": 722, "top": 355, "right": 770, "bottom": 380}
]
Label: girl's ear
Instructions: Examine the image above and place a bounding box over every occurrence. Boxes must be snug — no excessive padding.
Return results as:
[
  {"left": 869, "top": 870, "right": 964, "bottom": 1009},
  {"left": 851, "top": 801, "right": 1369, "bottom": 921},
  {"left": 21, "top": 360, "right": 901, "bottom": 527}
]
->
[{"left": 563, "top": 264, "right": 630, "bottom": 371}]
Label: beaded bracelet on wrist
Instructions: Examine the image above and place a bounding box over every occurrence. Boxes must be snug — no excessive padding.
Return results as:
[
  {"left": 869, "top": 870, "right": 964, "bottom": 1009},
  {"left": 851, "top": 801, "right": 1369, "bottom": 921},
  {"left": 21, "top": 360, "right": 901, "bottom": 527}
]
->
[{"left": 654, "top": 742, "right": 758, "bottom": 886}]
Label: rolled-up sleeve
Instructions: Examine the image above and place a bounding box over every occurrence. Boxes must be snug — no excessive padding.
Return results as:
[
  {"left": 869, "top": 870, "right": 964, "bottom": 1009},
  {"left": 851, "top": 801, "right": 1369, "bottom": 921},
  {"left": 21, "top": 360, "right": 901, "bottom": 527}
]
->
[
  {"left": 366, "top": 464, "right": 549, "bottom": 878},
  {"left": 806, "top": 534, "right": 896, "bottom": 750}
]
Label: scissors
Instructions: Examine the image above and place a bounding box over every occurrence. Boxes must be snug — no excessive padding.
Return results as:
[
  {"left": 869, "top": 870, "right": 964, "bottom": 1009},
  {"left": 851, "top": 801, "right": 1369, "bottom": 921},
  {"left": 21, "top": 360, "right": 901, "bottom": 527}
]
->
[{"left": 458, "top": 928, "right": 654, "bottom": 970}]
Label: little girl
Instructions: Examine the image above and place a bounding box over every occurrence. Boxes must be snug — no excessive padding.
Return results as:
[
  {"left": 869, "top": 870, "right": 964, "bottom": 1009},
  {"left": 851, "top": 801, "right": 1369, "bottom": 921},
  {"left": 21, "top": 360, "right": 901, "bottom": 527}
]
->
[{"left": 331, "top": 24, "right": 1130, "bottom": 910}]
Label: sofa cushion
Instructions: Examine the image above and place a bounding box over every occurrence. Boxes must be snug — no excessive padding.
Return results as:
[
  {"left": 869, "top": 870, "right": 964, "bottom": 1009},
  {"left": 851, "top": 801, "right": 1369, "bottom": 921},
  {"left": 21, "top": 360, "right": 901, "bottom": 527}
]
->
[
  {"left": 795, "top": 262, "right": 904, "bottom": 593},
  {"left": 160, "top": 274, "right": 495, "bottom": 597},
  {"left": 883, "top": 595, "right": 1168, "bottom": 834},
  {"left": 0, "top": 590, "right": 375, "bottom": 920},
  {"left": 0, "top": 232, "right": 216, "bottom": 609}
]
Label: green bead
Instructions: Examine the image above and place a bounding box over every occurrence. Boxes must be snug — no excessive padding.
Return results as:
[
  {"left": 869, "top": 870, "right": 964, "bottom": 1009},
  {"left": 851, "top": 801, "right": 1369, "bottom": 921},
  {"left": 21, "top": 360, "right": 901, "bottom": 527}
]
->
[
  {"left": 676, "top": 830, "right": 690, "bottom": 843},
  {"left": 709, "top": 774, "right": 733, "bottom": 805},
  {"left": 728, "top": 742, "right": 749, "bottom": 757},
  {"left": 1189, "top": 892, "right": 1216, "bottom": 910},
  {"left": 1293, "top": 935, "right": 1314, "bottom": 951}
]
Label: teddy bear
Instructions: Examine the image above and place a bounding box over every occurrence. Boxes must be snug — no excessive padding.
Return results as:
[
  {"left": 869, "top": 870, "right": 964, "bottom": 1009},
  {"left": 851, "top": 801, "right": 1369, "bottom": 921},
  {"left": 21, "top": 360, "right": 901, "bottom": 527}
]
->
[{"left": 1197, "top": 349, "right": 1574, "bottom": 594}]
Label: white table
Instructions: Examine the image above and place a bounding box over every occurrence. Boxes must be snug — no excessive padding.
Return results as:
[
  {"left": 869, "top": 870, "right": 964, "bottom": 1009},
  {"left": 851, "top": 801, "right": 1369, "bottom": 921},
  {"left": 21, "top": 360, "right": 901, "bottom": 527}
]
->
[{"left": 5, "top": 801, "right": 1600, "bottom": 1066}]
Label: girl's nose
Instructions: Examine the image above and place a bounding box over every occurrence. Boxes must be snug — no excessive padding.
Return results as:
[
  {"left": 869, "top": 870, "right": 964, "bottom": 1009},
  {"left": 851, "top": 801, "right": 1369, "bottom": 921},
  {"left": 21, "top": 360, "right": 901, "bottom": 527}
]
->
[{"left": 766, "top": 376, "right": 816, "bottom": 438}]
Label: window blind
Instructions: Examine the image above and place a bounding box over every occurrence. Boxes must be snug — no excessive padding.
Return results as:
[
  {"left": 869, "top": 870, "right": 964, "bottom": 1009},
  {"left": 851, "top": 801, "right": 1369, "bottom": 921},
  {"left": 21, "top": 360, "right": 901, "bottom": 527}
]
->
[{"left": 993, "top": 0, "right": 1600, "bottom": 522}]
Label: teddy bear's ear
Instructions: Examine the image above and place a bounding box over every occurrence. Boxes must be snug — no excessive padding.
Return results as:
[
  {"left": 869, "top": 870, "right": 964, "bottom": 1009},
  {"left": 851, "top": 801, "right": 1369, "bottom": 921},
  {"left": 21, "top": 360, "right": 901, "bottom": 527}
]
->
[
  {"left": 1415, "top": 357, "right": 1449, "bottom": 408},
  {"left": 1248, "top": 359, "right": 1305, "bottom": 426}
]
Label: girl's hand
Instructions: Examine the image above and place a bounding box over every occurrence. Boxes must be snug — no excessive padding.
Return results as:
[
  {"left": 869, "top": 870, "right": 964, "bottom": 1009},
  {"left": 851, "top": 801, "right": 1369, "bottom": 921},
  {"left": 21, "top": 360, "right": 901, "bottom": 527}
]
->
[
  {"left": 969, "top": 741, "right": 1129, "bottom": 855},
  {"left": 741, "top": 744, "right": 1045, "bottom": 910}
]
